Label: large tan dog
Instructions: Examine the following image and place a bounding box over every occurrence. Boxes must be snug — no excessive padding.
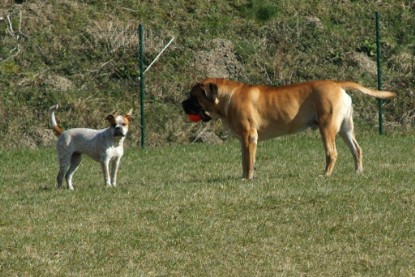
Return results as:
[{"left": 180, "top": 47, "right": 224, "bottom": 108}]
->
[{"left": 182, "top": 78, "right": 396, "bottom": 179}]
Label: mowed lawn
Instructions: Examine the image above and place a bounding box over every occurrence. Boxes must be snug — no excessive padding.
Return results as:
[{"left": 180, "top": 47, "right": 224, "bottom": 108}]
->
[{"left": 0, "top": 131, "right": 414, "bottom": 276}]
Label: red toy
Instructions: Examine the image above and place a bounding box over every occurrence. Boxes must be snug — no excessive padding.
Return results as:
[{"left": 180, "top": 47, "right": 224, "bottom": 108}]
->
[{"left": 187, "top": 114, "right": 202, "bottom": 122}]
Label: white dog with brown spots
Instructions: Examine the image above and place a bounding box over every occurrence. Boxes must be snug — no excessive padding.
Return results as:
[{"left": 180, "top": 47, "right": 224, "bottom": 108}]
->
[{"left": 49, "top": 104, "right": 132, "bottom": 190}]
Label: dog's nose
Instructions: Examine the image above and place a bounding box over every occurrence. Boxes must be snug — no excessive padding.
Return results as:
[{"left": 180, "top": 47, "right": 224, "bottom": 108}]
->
[{"left": 114, "top": 127, "right": 124, "bottom": 137}]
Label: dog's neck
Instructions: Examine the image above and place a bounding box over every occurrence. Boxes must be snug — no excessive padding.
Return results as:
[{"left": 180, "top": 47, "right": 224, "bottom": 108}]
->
[
  {"left": 215, "top": 87, "right": 235, "bottom": 119},
  {"left": 105, "top": 128, "right": 126, "bottom": 147},
  {"left": 111, "top": 136, "right": 125, "bottom": 147}
]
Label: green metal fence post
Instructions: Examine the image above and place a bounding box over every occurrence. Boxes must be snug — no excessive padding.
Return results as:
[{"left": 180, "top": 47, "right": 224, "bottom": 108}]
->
[
  {"left": 375, "top": 11, "right": 384, "bottom": 135},
  {"left": 139, "top": 24, "right": 145, "bottom": 148}
]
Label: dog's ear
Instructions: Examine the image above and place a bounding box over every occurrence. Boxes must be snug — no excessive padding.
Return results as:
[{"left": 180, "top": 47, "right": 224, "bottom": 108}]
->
[
  {"left": 191, "top": 83, "right": 218, "bottom": 104},
  {"left": 206, "top": 83, "right": 218, "bottom": 104},
  {"left": 125, "top": 109, "right": 133, "bottom": 122},
  {"left": 190, "top": 83, "right": 204, "bottom": 97},
  {"left": 105, "top": 114, "right": 116, "bottom": 126}
]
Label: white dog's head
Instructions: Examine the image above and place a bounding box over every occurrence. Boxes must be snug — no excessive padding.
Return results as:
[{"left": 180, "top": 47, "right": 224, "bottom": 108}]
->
[{"left": 106, "top": 109, "right": 132, "bottom": 137}]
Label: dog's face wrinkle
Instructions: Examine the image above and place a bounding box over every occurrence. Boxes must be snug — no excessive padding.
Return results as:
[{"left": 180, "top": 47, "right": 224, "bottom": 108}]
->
[{"left": 182, "top": 94, "right": 212, "bottom": 122}]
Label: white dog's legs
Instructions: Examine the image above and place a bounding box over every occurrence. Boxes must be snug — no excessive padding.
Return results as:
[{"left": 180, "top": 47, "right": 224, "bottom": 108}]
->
[
  {"left": 57, "top": 153, "right": 82, "bottom": 190},
  {"left": 65, "top": 153, "right": 82, "bottom": 190},
  {"left": 101, "top": 160, "right": 112, "bottom": 187},
  {"left": 57, "top": 152, "right": 71, "bottom": 189},
  {"left": 57, "top": 165, "right": 69, "bottom": 189},
  {"left": 110, "top": 157, "right": 121, "bottom": 187}
]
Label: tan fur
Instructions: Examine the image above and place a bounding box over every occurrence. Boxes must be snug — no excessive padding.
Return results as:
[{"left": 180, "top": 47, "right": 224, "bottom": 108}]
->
[
  {"left": 49, "top": 104, "right": 64, "bottom": 136},
  {"left": 52, "top": 125, "right": 64, "bottom": 136},
  {"left": 189, "top": 78, "right": 396, "bottom": 179}
]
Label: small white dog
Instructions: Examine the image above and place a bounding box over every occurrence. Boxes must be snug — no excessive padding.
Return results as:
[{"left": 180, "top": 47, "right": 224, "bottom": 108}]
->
[{"left": 49, "top": 104, "right": 132, "bottom": 190}]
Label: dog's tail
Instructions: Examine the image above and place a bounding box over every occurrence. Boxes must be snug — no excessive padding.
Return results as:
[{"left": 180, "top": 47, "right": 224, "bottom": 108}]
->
[
  {"left": 49, "top": 104, "right": 64, "bottom": 136},
  {"left": 337, "top": 81, "right": 397, "bottom": 99}
]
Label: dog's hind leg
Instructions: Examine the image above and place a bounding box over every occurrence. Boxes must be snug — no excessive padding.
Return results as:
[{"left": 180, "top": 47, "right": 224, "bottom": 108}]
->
[
  {"left": 57, "top": 152, "right": 71, "bottom": 188},
  {"left": 240, "top": 130, "right": 258, "bottom": 180},
  {"left": 318, "top": 115, "right": 340, "bottom": 176},
  {"left": 65, "top": 153, "right": 82, "bottom": 190},
  {"left": 339, "top": 109, "right": 363, "bottom": 173},
  {"left": 57, "top": 165, "right": 69, "bottom": 189}
]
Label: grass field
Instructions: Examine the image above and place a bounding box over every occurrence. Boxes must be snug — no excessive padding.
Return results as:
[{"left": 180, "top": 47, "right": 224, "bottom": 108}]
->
[{"left": 1, "top": 131, "right": 414, "bottom": 276}]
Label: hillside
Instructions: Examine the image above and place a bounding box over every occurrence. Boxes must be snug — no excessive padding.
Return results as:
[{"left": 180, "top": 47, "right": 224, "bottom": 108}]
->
[{"left": 1, "top": 0, "right": 414, "bottom": 148}]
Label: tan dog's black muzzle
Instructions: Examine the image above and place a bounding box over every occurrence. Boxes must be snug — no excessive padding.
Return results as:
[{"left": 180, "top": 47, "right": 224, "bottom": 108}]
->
[{"left": 181, "top": 97, "right": 212, "bottom": 122}]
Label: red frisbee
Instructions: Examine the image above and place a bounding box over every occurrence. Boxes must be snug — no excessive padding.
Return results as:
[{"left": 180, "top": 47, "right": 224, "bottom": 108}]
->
[{"left": 187, "top": 114, "right": 202, "bottom": 122}]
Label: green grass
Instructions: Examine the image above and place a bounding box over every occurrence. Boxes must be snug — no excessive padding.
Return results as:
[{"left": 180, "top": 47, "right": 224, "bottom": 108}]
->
[{"left": 1, "top": 131, "right": 414, "bottom": 276}]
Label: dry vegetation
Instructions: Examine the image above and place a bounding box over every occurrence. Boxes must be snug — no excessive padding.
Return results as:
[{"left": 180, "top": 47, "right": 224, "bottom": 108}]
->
[{"left": 1, "top": 0, "right": 414, "bottom": 148}]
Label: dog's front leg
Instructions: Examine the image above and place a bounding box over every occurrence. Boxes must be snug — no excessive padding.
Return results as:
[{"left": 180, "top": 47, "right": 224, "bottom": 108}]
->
[
  {"left": 240, "top": 131, "right": 258, "bottom": 180},
  {"left": 100, "top": 160, "right": 112, "bottom": 187},
  {"left": 110, "top": 157, "right": 121, "bottom": 187}
]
